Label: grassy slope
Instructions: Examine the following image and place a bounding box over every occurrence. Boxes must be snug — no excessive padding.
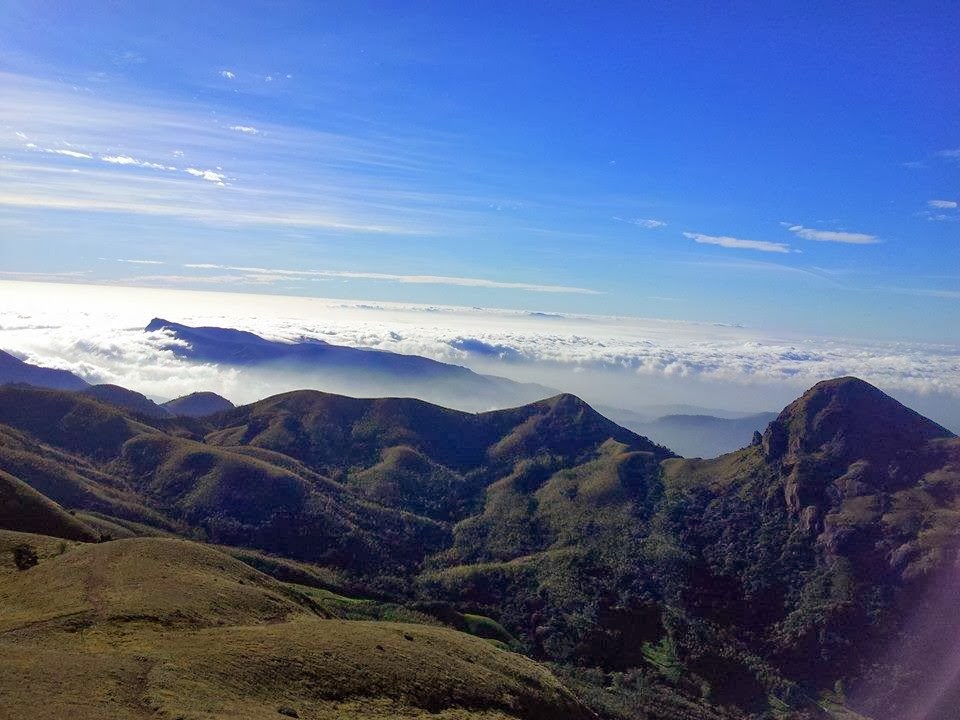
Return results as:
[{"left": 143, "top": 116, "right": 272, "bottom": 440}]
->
[
  {"left": 0, "top": 386, "right": 669, "bottom": 580},
  {"left": 0, "top": 468, "right": 99, "bottom": 541},
  {"left": 0, "top": 533, "right": 594, "bottom": 720},
  {"left": 0, "top": 382, "right": 910, "bottom": 718},
  {"left": 0, "top": 423, "right": 181, "bottom": 530}
]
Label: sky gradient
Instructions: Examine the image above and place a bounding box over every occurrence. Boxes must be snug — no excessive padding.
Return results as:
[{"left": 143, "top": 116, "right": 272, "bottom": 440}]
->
[{"left": 1, "top": 2, "right": 958, "bottom": 344}]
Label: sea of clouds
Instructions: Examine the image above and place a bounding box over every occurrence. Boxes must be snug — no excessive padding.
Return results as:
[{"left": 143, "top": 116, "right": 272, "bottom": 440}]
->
[{"left": 2, "top": 281, "right": 957, "bottom": 429}]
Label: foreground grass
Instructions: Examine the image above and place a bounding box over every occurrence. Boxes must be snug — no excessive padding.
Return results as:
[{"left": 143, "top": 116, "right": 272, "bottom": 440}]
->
[{"left": 0, "top": 532, "right": 593, "bottom": 720}]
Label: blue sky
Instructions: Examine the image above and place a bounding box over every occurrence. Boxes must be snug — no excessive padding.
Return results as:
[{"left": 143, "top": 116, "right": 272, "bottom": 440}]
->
[{"left": 1, "top": 1, "right": 958, "bottom": 342}]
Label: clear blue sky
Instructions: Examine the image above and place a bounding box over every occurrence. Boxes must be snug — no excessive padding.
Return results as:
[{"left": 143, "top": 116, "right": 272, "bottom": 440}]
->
[{"left": 1, "top": 0, "right": 958, "bottom": 342}]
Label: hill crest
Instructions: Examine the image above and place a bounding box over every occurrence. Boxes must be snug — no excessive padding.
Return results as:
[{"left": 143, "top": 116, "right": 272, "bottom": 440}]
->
[
  {"left": 162, "top": 390, "right": 235, "bottom": 417},
  {"left": 762, "top": 376, "right": 954, "bottom": 465}
]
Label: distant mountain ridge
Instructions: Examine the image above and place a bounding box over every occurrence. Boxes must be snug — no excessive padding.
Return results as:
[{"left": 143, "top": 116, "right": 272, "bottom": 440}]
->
[
  {"left": 618, "top": 411, "right": 779, "bottom": 458},
  {"left": 146, "top": 318, "right": 556, "bottom": 412},
  {"left": 0, "top": 349, "right": 89, "bottom": 390},
  {"left": 3, "top": 327, "right": 777, "bottom": 455}
]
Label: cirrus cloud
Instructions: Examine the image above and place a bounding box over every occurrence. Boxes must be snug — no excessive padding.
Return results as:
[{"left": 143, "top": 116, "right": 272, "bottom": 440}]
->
[
  {"left": 787, "top": 224, "right": 880, "bottom": 245},
  {"left": 177, "top": 263, "right": 604, "bottom": 294},
  {"left": 683, "top": 232, "right": 791, "bottom": 254}
]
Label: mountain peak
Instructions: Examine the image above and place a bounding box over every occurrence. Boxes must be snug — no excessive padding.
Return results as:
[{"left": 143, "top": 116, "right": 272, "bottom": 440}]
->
[
  {"left": 762, "top": 376, "right": 953, "bottom": 465},
  {"left": 162, "top": 391, "right": 235, "bottom": 417},
  {"left": 543, "top": 392, "right": 590, "bottom": 411},
  {"left": 145, "top": 317, "right": 175, "bottom": 332}
]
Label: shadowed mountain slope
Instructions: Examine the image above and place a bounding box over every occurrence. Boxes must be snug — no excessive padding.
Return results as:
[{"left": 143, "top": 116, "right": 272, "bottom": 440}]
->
[
  {"left": 0, "top": 384, "right": 157, "bottom": 458},
  {"left": 0, "top": 349, "right": 89, "bottom": 390},
  {"left": 0, "top": 469, "right": 99, "bottom": 541},
  {"left": 80, "top": 383, "right": 172, "bottom": 419},
  {"left": 761, "top": 376, "right": 953, "bottom": 466}
]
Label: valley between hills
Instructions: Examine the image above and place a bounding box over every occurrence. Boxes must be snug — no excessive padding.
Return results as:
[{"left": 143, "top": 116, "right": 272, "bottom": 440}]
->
[{"left": 1, "top": 370, "right": 959, "bottom": 720}]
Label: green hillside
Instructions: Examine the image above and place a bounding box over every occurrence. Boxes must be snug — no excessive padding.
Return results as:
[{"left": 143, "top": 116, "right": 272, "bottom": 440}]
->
[{"left": 0, "top": 378, "right": 956, "bottom": 718}]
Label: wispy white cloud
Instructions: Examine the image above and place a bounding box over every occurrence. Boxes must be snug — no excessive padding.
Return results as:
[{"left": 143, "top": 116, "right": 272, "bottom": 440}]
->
[
  {"left": 0, "top": 73, "right": 478, "bottom": 236},
  {"left": 47, "top": 148, "right": 93, "bottom": 159},
  {"left": 229, "top": 125, "right": 259, "bottom": 135},
  {"left": 676, "top": 258, "right": 846, "bottom": 286},
  {"left": 787, "top": 224, "right": 879, "bottom": 245},
  {"left": 117, "top": 259, "right": 164, "bottom": 265},
  {"left": 928, "top": 199, "right": 958, "bottom": 209},
  {"left": 101, "top": 154, "right": 142, "bottom": 166},
  {"left": 683, "top": 232, "right": 790, "bottom": 254},
  {"left": 0, "top": 169, "right": 421, "bottom": 234},
  {"left": 4, "top": 71, "right": 638, "bottom": 255},
  {"left": 937, "top": 148, "right": 960, "bottom": 159},
  {"left": 100, "top": 154, "right": 175, "bottom": 171},
  {"left": 614, "top": 216, "right": 667, "bottom": 229},
  {"left": 220, "top": 70, "right": 236, "bottom": 80},
  {"left": 185, "top": 167, "right": 226, "bottom": 185},
  {"left": 178, "top": 263, "right": 604, "bottom": 294}
]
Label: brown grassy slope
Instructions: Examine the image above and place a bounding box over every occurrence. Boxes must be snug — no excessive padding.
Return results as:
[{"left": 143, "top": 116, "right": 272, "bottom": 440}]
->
[
  {"left": 0, "top": 528, "right": 86, "bottom": 569},
  {"left": 0, "top": 468, "right": 99, "bottom": 541},
  {"left": 146, "top": 620, "right": 594, "bottom": 720},
  {"left": 0, "top": 534, "right": 595, "bottom": 720},
  {"left": 0, "top": 536, "right": 313, "bottom": 633}
]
